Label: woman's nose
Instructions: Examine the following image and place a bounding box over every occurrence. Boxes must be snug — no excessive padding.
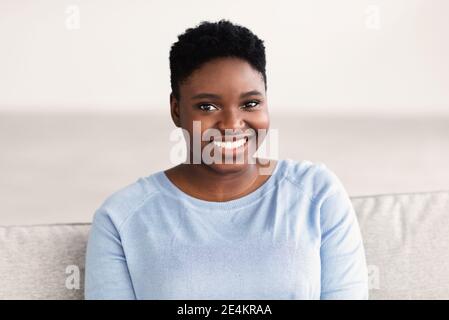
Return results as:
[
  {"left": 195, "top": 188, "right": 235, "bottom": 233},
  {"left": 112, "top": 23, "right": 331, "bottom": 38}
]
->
[{"left": 217, "top": 108, "right": 246, "bottom": 133}]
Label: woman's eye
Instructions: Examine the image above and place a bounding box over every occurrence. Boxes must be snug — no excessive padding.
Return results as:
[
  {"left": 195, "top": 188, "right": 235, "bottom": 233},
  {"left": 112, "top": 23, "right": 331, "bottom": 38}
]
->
[
  {"left": 242, "top": 100, "right": 260, "bottom": 109},
  {"left": 198, "top": 104, "right": 218, "bottom": 112}
]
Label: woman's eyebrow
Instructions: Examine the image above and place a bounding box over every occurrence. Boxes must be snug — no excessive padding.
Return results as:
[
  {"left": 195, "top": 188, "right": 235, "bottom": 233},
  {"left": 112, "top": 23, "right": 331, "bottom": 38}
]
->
[
  {"left": 191, "top": 93, "right": 221, "bottom": 100},
  {"left": 191, "top": 90, "right": 263, "bottom": 100},
  {"left": 240, "top": 90, "right": 263, "bottom": 98}
]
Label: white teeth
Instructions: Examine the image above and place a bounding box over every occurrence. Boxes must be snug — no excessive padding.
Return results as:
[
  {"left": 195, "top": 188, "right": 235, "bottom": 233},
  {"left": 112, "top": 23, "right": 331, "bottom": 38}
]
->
[{"left": 212, "top": 138, "right": 247, "bottom": 149}]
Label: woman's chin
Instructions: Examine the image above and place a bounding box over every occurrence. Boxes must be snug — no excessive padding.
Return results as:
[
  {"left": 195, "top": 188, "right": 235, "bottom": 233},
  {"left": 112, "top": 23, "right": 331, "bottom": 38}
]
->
[{"left": 204, "top": 160, "right": 251, "bottom": 174}]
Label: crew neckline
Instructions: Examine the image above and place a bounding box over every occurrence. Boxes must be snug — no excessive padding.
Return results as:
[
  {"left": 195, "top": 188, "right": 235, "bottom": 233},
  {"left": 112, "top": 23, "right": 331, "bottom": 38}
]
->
[{"left": 153, "top": 159, "right": 286, "bottom": 211}]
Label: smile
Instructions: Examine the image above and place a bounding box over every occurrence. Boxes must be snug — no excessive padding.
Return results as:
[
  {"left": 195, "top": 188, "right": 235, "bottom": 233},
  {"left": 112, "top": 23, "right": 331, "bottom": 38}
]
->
[{"left": 212, "top": 137, "right": 248, "bottom": 149}]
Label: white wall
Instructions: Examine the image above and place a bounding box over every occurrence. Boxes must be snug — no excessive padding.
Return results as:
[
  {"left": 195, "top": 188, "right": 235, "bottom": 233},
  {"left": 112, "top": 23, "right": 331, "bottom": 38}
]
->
[{"left": 0, "top": 0, "right": 448, "bottom": 115}]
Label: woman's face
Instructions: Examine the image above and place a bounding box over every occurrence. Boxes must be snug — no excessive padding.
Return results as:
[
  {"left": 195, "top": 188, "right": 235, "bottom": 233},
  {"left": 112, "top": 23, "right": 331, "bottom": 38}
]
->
[{"left": 170, "top": 57, "right": 269, "bottom": 174}]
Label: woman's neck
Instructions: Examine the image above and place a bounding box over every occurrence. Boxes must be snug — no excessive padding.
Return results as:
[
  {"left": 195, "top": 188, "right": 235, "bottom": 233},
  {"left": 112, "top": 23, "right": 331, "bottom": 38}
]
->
[{"left": 165, "top": 158, "right": 276, "bottom": 202}]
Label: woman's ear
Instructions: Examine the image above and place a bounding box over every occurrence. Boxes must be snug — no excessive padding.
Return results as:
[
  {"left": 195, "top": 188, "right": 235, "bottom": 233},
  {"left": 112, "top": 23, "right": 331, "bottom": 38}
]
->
[{"left": 169, "top": 93, "right": 181, "bottom": 128}]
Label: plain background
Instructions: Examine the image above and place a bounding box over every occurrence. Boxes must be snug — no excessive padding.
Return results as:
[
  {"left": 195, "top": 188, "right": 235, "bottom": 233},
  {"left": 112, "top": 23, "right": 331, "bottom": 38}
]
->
[{"left": 1, "top": 0, "right": 448, "bottom": 224}]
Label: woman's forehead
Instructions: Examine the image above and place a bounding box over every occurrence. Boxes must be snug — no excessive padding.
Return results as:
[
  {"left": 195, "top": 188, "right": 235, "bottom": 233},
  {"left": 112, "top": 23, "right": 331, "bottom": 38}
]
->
[{"left": 180, "top": 59, "right": 265, "bottom": 98}]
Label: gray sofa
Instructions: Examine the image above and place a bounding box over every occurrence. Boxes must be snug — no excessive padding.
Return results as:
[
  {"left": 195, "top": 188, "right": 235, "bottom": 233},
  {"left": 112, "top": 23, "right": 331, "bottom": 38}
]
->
[{"left": 1, "top": 190, "right": 449, "bottom": 300}]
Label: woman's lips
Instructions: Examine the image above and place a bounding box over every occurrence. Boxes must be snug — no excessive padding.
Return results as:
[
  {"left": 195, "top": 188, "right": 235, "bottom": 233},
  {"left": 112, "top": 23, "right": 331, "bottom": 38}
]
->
[
  {"left": 206, "top": 134, "right": 256, "bottom": 160},
  {"left": 209, "top": 134, "right": 251, "bottom": 143},
  {"left": 211, "top": 137, "right": 248, "bottom": 149}
]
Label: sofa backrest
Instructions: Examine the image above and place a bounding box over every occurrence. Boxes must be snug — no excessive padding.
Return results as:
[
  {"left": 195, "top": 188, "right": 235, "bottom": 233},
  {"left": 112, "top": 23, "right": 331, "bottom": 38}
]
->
[
  {"left": 1, "top": 191, "right": 449, "bottom": 299},
  {"left": 353, "top": 191, "right": 449, "bottom": 299}
]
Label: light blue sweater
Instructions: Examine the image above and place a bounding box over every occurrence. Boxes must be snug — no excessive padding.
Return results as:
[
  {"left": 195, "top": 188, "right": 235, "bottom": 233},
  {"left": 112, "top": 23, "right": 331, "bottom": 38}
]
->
[{"left": 85, "top": 158, "right": 368, "bottom": 299}]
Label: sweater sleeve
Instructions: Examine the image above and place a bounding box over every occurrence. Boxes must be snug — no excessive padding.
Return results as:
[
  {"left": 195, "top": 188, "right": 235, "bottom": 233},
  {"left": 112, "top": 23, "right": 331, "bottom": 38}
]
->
[
  {"left": 84, "top": 207, "right": 136, "bottom": 299},
  {"left": 319, "top": 187, "right": 369, "bottom": 300}
]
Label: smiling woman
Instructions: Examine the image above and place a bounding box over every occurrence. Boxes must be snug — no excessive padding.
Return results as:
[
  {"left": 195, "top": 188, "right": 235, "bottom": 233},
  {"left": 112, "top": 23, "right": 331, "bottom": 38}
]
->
[
  {"left": 170, "top": 58, "right": 268, "bottom": 173},
  {"left": 84, "top": 19, "right": 369, "bottom": 300}
]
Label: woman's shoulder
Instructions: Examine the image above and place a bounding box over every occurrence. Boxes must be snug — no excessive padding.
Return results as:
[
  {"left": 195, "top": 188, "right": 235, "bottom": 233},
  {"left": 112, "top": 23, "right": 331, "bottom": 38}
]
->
[
  {"left": 91, "top": 171, "right": 164, "bottom": 229},
  {"left": 280, "top": 158, "right": 346, "bottom": 203}
]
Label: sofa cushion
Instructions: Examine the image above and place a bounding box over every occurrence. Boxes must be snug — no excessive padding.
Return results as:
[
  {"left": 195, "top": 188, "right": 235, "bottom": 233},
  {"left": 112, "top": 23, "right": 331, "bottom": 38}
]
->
[
  {"left": 1, "top": 191, "right": 448, "bottom": 299},
  {"left": 352, "top": 191, "right": 449, "bottom": 299},
  {"left": 0, "top": 223, "right": 89, "bottom": 299}
]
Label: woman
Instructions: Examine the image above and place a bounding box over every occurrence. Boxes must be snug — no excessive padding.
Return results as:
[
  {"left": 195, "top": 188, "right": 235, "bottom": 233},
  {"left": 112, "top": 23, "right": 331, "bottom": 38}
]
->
[{"left": 85, "top": 19, "right": 369, "bottom": 299}]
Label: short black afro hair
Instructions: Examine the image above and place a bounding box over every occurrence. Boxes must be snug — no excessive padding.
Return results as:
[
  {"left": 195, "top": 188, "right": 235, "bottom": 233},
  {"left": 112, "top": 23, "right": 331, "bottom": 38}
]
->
[{"left": 169, "top": 19, "right": 267, "bottom": 100}]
